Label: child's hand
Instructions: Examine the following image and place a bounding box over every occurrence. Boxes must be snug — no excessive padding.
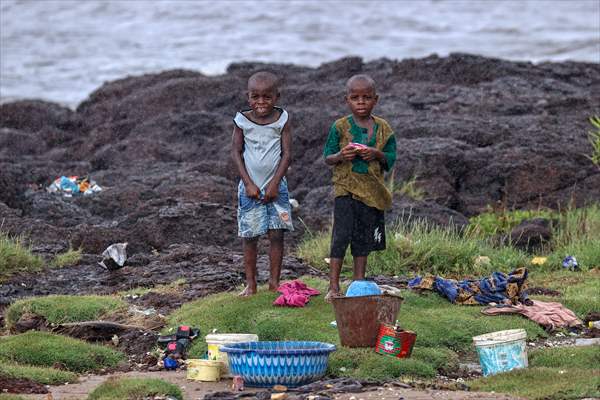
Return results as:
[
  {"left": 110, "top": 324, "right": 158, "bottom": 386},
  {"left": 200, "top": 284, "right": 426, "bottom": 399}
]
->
[
  {"left": 341, "top": 144, "right": 358, "bottom": 161},
  {"left": 358, "top": 147, "right": 379, "bottom": 161},
  {"left": 245, "top": 183, "right": 261, "bottom": 199},
  {"left": 262, "top": 181, "right": 279, "bottom": 203}
]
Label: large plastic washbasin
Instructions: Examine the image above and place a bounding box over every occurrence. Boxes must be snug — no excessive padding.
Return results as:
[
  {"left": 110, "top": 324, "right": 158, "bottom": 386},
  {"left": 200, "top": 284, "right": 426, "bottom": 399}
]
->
[{"left": 219, "top": 341, "right": 336, "bottom": 387}]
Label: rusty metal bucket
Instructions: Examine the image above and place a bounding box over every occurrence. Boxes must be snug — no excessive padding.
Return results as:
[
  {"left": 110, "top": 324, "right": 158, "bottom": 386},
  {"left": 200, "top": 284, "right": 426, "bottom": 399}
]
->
[{"left": 331, "top": 294, "right": 403, "bottom": 348}]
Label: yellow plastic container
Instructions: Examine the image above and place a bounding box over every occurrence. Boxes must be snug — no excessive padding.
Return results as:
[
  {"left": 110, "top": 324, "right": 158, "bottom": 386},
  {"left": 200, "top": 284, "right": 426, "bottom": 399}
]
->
[
  {"left": 186, "top": 359, "right": 223, "bottom": 382},
  {"left": 205, "top": 333, "right": 258, "bottom": 375}
]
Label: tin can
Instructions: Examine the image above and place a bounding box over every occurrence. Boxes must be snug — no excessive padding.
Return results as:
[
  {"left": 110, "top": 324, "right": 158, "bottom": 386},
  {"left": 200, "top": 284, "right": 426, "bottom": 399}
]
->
[{"left": 374, "top": 323, "right": 416, "bottom": 358}]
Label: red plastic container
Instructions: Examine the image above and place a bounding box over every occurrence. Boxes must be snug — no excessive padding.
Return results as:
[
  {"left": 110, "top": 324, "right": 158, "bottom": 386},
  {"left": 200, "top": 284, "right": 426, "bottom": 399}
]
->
[{"left": 374, "top": 323, "right": 416, "bottom": 358}]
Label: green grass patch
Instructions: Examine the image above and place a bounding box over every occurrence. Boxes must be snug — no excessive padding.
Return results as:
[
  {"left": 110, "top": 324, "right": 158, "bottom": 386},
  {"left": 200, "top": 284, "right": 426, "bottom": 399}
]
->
[
  {"left": 87, "top": 377, "right": 183, "bottom": 400},
  {"left": 469, "top": 207, "right": 559, "bottom": 236},
  {"left": 529, "top": 345, "right": 600, "bottom": 369},
  {"left": 297, "top": 221, "right": 529, "bottom": 277},
  {"left": 529, "top": 269, "right": 600, "bottom": 317},
  {"left": 5, "top": 295, "right": 126, "bottom": 329},
  {"left": 0, "top": 362, "right": 77, "bottom": 385},
  {"left": 470, "top": 367, "right": 600, "bottom": 400},
  {"left": 166, "top": 277, "right": 546, "bottom": 380},
  {"left": 0, "top": 231, "right": 43, "bottom": 282},
  {"left": 0, "top": 331, "right": 125, "bottom": 373},
  {"left": 50, "top": 247, "right": 82, "bottom": 268},
  {"left": 297, "top": 205, "right": 600, "bottom": 278},
  {"left": 0, "top": 395, "right": 28, "bottom": 400}
]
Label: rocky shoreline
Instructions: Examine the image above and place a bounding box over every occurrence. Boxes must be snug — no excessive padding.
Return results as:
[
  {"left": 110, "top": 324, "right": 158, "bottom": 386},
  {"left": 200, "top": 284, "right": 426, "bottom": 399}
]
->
[{"left": 1, "top": 53, "right": 599, "bottom": 306}]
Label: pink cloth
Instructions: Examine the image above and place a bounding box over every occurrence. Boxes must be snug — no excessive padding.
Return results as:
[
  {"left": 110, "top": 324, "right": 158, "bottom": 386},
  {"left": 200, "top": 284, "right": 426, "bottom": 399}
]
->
[
  {"left": 273, "top": 280, "right": 320, "bottom": 307},
  {"left": 482, "top": 300, "right": 582, "bottom": 330}
]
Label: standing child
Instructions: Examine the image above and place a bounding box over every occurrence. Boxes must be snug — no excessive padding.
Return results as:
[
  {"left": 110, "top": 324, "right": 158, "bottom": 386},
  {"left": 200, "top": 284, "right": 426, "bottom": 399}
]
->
[
  {"left": 323, "top": 74, "right": 396, "bottom": 301},
  {"left": 231, "top": 71, "right": 293, "bottom": 296}
]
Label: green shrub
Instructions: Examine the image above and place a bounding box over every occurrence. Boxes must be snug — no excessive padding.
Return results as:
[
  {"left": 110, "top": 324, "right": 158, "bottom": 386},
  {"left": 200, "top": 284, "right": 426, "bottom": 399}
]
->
[
  {"left": 0, "top": 331, "right": 124, "bottom": 373},
  {"left": 6, "top": 295, "right": 126, "bottom": 329},
  {"left": 0, "top": 362, "right": 77, "bottom": 385},
  {"left": 88, "top": 377, "right": 183, "bottom": 400},
  {"left": 50, "top": 248, "right": 82, "bottom": 268},
  {"left": 588, "top": 116, "right": 600, "bottom": 167},
  {"left": 469, "top": 207, "right": 558, "bottom": 236},
  {"left": 0, "top": 232, "right": 43, "bottom": 282}
]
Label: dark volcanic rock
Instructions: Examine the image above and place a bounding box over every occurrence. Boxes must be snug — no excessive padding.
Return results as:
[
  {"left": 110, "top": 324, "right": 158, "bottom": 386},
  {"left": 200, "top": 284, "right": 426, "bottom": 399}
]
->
[
  {"left": 505, "top": 218, "right": 554, "bottom": 253},
  {"left": 0, "top": 54, "right": 599, "bottom": 303}
]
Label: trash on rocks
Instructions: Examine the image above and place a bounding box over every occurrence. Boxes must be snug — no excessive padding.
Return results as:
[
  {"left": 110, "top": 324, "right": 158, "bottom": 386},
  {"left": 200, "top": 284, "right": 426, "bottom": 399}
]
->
[
  {"left": 562, "top": 255, "right": 579, "bottom": 271},
  {"left": 99, "top": 242, "right": 128, "bottom": 270},
  {"left": 531, "top": 256, "right": 547, "bottom": 265},
  {"left": 289, "top": 198, "right": 299, "bottom": 210},
  {"left": 47, "top": 175, "right": 102, "bottom": 197},
  {"left": 158, "top": 325, "right": 200, "bottom": 370}
]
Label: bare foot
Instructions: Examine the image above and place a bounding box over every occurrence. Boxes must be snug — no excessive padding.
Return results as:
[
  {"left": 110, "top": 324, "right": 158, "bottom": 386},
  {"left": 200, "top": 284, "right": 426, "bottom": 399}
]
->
[
  {"left": 268, "top": 280, "right": 280, "bottom": 292},
  {"left": 239, "top": 286, "right": 257, "bottom": 297},
  {"left": 324, "top": 289, "right": 342, "bottom": 303}
]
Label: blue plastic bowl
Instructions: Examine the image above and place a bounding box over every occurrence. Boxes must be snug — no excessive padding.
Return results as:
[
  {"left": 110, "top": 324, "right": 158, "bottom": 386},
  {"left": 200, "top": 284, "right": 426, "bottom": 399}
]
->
[
  {"left": 345, "top": 280, "right": 381, "bottom": 297},
  {"left": 219, "top": 341, "right": 336, "bottom": 387}
]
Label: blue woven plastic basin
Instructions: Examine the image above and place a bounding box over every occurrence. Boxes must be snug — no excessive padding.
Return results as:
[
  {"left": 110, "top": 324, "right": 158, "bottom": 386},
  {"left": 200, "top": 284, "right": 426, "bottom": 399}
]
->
[{"left": 219, "top": 341, "right": 336, "bottom": 387}]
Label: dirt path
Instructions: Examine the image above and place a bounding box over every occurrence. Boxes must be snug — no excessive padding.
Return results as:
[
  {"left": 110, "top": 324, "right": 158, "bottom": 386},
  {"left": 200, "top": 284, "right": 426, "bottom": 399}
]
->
[
  {"left": 333, "top": 387, "right": 521, "bottom": 400},
  {"left": 15, "top": 371, "right": 522, "bottom": 400}
]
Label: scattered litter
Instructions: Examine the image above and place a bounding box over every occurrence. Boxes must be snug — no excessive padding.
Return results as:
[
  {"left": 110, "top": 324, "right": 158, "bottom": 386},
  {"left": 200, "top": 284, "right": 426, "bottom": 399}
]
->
[
  {"left": 473, "top": 255, "right": 491, "bottom": 269},
  {"left": 99, "top": 242, "right": 128, "bottom": 270},
  {"left": 129, "top": 305, "right": 157, "bottom": 316},
  {"left": 330, "top": 320, "right": 337, "bottom": 328},
  {"left": 531, "top": 256, "right": 547, "bottom": 265},
  {"left": 47, "top": 175, "right": 102, "bottom": 197},
  {"left": 289, "top": 198, "right": 299, "bottom": 210},
  {"left": 324, "top": 257, "right": 330, "bottom": 264},
  {"left": 158, "top": 325, "right": 201, "bottom": 370},
  {"left": 562, "top": 255, "right": 579, "bottom": 271},
  {"left": 231, "top": 375, "right": 244, "bottom": 391},
  {"left": 575, "top": 338, "right": 600, "bottom": 346}
]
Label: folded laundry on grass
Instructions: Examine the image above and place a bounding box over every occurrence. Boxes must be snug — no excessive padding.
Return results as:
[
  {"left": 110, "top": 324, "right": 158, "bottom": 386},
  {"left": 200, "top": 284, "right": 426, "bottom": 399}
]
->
[
  {"left": 482, "top": 300, "right": 582, "bottom": 330},
  {"left": 273, "top": 280, "right": 320, "bottom": 307},
  {"left": 408, "top": 267, "right": 529, "bottom": 305}
]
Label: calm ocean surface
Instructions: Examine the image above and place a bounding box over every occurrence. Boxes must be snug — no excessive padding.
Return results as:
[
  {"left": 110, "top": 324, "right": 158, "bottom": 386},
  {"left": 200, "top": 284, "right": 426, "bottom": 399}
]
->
[{"left": 1, "top": 0, "right": 599, "bottom": 107}]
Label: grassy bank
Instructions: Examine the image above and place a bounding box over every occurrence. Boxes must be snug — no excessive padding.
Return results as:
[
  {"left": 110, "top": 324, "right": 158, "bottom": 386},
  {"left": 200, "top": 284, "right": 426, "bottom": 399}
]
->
[
  {"left": 0, "top": 362, "right": 78, "bottom": 385},
  {"left": 0, "top": 232, "right": 43, "bottom": 282},
  {"left": 5, "top": 295, "right": 127, "bottom": 330},
  {"left": 0, "top": 331, "right": 125, "bottom": 373}
]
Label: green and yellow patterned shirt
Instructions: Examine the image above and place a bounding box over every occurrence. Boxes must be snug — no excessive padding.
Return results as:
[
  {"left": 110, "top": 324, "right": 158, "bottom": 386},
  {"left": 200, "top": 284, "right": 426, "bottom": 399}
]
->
[{"left": 323, "top": 115, "right": 396, "bottom": 210}]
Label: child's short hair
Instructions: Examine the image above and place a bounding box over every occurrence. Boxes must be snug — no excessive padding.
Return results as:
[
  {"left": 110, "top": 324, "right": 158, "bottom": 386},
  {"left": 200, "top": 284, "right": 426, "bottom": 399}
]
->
[
  {"left": 248, "top": 71, "right": 280, "bottom": 92},
  {"left": 345, "top": 74, "right": 376, "bottom": 93}
]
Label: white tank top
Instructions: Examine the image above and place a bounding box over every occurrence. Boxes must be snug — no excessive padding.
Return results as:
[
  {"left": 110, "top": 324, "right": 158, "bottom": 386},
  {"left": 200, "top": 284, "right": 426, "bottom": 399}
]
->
[{"left": 233, "top": 107, "right": 288, "bottom": 190}]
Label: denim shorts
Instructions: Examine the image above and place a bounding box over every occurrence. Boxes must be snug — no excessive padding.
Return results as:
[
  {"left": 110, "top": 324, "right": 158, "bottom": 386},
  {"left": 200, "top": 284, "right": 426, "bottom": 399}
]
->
[{"left": 237, "top": 179, "right": 294, "bottom": 238}]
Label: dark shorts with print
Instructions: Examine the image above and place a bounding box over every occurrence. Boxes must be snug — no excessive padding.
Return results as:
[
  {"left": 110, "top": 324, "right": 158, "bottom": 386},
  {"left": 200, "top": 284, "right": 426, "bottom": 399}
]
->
[{"left": 330, "top": 196, "right": 386, "bottom": 258}]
